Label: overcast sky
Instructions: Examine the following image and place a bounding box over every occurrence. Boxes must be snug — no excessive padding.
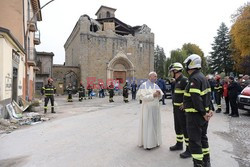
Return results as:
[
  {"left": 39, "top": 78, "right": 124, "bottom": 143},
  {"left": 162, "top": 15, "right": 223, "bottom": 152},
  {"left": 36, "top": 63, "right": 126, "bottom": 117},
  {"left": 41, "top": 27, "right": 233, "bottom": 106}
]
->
[{"left": 37, "top": 0, "right": 248, "bottom": 64}]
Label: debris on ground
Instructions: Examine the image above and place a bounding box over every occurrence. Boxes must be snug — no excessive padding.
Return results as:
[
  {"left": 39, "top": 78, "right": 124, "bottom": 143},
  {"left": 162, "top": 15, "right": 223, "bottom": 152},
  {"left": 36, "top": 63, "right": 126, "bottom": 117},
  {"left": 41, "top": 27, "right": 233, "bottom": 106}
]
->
[{"left": 0, "top": 100, "right": 49, "bottom": 135}]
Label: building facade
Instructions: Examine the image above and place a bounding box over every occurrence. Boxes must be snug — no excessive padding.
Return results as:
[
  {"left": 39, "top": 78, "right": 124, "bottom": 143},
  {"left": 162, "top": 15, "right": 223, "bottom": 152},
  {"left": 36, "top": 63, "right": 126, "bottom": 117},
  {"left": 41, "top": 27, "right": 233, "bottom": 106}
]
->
[
  {"left": 64, "top": 6, "right": 154, "bottom": 88},
  {"left": 0, "top": 0, "right": 42, "bottom": 117},
  {"left": 35, "top": 52, "right": 54, "bottom": 95},
  {"left": 52, "top": 65, "right": 80, "bottom": 95}
]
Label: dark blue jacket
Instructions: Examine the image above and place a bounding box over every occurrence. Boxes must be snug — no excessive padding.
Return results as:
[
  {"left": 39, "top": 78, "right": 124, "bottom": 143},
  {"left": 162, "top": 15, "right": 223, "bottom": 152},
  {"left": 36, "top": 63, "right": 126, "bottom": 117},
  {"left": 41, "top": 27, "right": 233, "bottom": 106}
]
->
[{"left": 157, "top": 79, "right": 166, "bottom": 91}]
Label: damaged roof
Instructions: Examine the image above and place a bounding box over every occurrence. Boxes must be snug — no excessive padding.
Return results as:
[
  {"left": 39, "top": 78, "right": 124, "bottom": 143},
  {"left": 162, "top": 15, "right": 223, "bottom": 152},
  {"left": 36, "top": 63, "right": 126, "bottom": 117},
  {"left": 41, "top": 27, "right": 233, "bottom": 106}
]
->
[{"left": 96, "top": 17, "right": 142, "bottom": 36}]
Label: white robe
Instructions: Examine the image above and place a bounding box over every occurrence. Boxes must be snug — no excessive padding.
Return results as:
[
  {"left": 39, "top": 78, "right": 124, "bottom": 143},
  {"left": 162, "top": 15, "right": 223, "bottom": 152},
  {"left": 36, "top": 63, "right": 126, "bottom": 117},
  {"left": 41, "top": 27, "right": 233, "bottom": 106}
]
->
[{"left": 137, "top": 80, "right": 163, "bottom": 149}]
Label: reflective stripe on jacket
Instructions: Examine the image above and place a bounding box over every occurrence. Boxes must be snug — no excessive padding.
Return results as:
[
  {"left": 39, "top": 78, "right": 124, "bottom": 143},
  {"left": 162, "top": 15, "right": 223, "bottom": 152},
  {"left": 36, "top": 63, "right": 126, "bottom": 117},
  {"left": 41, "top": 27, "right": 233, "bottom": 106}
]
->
[{"left": 183, "top": 70, "right": 212, "bottom": 116}]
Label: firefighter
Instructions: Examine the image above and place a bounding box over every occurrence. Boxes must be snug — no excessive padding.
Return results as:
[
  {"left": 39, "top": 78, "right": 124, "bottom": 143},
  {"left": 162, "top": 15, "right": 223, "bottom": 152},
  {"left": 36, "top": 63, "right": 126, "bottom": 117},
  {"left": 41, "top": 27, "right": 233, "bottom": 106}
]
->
[
  {"left": 41, "top": 78, "right": 56, "bottom": 114},
  {"left": 168, "top": 62, "right": 191, "bottom": 158},
  {"left": 78, "top": 82, "right": 86, "bottom": 101},
  {"left": 66, "top": 83, "right": 73, "bottom": 102},
  {"left": 183, "top": 54, "right": 214, "bottom": 167},
  {"left": 87, "top": 84, "right": 93, "bottom": 99},
  {"left": 214, "top": 75, "right": 223, "bottom": 113},
  {"left": 123, "top": 81, "right": 129, "bottom": 103},
  {"left": 108, "top": 82, "right": 114, "bottom": 102}
]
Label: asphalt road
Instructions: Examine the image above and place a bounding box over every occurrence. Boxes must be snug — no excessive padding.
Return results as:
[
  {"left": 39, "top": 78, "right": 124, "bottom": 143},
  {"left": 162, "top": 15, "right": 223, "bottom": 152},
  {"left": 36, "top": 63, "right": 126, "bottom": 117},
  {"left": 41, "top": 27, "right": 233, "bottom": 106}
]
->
[{"left": 0, "top": 96, "right": 246, "bottom": 167}]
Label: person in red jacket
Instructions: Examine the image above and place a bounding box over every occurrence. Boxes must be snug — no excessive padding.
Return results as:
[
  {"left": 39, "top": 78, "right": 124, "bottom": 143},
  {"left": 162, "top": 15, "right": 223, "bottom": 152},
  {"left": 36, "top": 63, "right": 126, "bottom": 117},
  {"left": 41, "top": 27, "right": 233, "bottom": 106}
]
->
[{"left": 223, "top": 76, "right": 230, "bottom": 114}]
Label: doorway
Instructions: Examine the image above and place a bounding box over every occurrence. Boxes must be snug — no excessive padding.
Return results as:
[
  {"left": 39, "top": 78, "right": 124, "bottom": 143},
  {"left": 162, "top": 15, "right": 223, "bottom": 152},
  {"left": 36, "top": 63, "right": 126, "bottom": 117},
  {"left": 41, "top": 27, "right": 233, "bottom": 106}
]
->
[
  {"left": 12, "top": 67, "right": 18, "bottom": 102},
  {"left": 113, "top": 71, "right": 126, "bottom": 84}
]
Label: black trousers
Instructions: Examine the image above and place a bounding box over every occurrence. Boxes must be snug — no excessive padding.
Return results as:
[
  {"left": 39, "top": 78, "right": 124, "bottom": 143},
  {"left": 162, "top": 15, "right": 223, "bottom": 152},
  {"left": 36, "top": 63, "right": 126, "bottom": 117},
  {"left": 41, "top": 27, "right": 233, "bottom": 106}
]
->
[
  {"left": 44, "top": 96, "right": 54, "bottom": 112},
  {"left": 214, "top": 92, "right": 221, "bottom": 110},
  {"left": 132, "top": 91, "right": 136, "bottom": 100},
  {"left": 68, "top": 94, "right": 72, "bottom": 101},
  {"left": 123, "top": 93, "right": 128, "bottom": 100},
  {"left": 109, "top": 90, "right": 114, "bottom": 101},
  {"left": 173, "top": 106, "right": 188, "bottom": 145},
  {"left": 162, "top": 94, "right": 165, "bottom": 104},
  {"left": 225, "top": 96, "right": 230, "bottom": 113},
  {"left": 229, "top": 96, "right": 239, "bottom": 116},
  {"left": 186, "top": 113, "right": 209, "bottom": 161},
  {"left": 79, "top": 92, "right": 84, "bottom": 101}
]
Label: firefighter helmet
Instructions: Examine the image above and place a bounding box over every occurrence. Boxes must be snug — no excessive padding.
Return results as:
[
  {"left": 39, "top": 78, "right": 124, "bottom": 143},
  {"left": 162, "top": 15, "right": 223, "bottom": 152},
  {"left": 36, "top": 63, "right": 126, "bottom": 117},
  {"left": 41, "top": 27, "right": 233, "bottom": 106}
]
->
[
  {"left": 169, "top": 62, "right": 183, "bottom": 72},
  {"left": 183, "top": 54, "right": 202, "bottom": 71}
]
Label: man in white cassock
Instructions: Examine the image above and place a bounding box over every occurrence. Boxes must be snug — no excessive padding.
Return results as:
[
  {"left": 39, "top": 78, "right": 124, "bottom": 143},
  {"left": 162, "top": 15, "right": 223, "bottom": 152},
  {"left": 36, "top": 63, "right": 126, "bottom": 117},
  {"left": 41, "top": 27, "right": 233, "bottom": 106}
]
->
[{"left": 137, "top": 72, "right": 164, "bottom": 150}]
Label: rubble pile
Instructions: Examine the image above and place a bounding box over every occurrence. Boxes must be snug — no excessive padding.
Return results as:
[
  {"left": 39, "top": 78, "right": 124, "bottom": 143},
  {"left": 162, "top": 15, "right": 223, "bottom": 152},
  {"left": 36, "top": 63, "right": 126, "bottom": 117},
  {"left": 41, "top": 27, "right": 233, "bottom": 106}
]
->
[{"left": 0, "top": 99, "right": 49, "bottom": 135}]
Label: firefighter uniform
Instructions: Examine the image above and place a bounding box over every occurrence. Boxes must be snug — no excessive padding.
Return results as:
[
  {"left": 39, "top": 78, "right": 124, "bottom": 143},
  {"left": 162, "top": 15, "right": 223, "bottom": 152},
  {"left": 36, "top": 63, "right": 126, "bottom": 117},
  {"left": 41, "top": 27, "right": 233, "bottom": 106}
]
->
[
  {"left": 214, "top": 79, "right": 222, "bottom": 113},
  {"left": 183, "top": 54, "right": 213, "bottom": 167},
  {"left": 67, "top": 84, "right": 73, "bottom": 102},
  {"left": 171, "top": 75, "right": 190, "bottom": 154},
  {"left": 108, "top": 84, "right": 114, "bottom": 102},
  {"left": 183, "top": 70, "right": 213, "bottom": 167},
  {"left": 41, "top": 82, "right": 56, "bottom": 114},
  {"left": 78, "top": 84, "right": 86, "bottom": 101},
  {"left": 123, "top": 82, "right": 129, "bottom": 103}
]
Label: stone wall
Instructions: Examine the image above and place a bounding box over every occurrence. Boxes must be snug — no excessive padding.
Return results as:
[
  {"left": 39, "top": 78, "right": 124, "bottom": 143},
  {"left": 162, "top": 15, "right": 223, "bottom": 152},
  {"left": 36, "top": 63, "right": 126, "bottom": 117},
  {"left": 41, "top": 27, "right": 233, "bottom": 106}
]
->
[
  {"left": 64, "top": 14, "right": 154, "bottom": 87},
  {"left": 52, "top": 65, "right": 80, "bottom": 95}
]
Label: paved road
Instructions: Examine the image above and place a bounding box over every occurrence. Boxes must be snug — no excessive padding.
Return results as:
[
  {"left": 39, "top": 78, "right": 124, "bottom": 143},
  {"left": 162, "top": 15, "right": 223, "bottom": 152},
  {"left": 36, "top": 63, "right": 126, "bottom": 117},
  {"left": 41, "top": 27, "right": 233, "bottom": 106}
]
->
[{"left": 0, "top": 96, "right": 242, "bottom": 167}]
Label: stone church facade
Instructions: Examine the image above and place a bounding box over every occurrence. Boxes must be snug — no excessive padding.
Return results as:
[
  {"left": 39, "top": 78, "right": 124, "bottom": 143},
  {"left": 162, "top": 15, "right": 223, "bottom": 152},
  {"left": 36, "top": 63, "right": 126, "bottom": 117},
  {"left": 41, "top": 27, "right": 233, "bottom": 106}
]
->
[{"left": 64, "top": 6, "right": 154, "bottom": 87}]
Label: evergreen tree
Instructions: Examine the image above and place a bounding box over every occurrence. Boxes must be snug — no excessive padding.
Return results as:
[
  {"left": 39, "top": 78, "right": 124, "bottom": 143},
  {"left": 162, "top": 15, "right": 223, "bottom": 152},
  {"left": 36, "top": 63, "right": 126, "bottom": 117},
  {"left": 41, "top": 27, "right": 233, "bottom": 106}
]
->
[
  {"left": 209, "top": 22, "right": 233, "bottom": 75},
  {"left": 154, "top": 45, "right": 166, "bottom": 78}
]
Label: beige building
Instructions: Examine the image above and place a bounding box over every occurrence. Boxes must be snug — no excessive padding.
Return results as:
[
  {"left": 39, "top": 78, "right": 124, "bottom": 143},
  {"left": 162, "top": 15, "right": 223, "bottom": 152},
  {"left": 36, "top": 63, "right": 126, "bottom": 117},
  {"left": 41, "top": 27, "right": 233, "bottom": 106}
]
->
[
  {"left": 64, "top": 6, "right": 154, "bottom": 88},
  {"left": 0, "top": 28, "right": 26, "bottom": 117},
  {"left": 0, "top": 0, "right": 42, "bottom": 117}
]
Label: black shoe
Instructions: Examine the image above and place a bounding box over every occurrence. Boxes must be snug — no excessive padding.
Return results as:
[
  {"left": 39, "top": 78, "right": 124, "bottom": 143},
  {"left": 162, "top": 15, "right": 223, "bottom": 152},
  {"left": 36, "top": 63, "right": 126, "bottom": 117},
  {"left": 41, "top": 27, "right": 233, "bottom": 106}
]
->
[
  {"left": 194, "top": 159, "right": 204, "bottom": 167},
  {"left": 203, "top": 154, "right": 211, "bottom": 167},
  {"left": 223, "top": 112, "right": 229, "bottom": 114},
  {"left": 162, "top": 103, "right": 166, "bottom": 105},
  {"left": 180, "top": 147, "right": 191, "bottom": 158},
  {"left": 232, "top": 114, "right": 239, "bottom": 117},
  {"left": 216, "top": 109, "right": 221, "bottom": 113},
  {"left": 170, "top": 142, "right": 183, "bottom": 151},
  {"left": 51, "top": 111, "right": 56, "bottom": 114},
  {"left": 228, "top": 113, "right": 233, "bottom": 116}
]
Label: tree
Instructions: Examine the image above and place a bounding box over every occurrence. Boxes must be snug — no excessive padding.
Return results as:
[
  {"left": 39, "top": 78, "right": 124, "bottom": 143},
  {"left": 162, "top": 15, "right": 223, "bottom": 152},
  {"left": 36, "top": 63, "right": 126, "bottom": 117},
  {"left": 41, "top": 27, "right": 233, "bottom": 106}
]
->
[
  {"left": 165, "top": 49, "right": 186, "bottom": 76},
  {"left": 154, "top": 45, "right": 166, "bottom": 78},
  {"left": 182, "top": 43, "right": 209, "bottom": 74},
  {"left": 230, "top": 2, "right": 250, "bottom": 73},
  {"left": 209, "top": 23, "right": 233, "bottom": 75}
]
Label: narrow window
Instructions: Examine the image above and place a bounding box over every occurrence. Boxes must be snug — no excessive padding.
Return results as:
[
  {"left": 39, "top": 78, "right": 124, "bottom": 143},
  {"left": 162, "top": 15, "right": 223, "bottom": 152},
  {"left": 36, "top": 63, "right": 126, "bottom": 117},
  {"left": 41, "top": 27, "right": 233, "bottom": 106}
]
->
[{"left": 106, "top": 11, "right": 110, "bottom": 18}]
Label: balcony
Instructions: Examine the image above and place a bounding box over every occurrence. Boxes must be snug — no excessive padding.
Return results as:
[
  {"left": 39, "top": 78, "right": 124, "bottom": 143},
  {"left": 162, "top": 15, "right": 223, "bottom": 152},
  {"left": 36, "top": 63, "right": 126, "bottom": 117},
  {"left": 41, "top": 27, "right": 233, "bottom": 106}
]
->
[
  {"left": 27, "top": 48, "right": 36, "bottom": 66},
  {"left": 27, "top": 11, "right": 37, "bottom": 32},
  {"left": 34, "top": 31, "right": 40, "bottom": 45}
]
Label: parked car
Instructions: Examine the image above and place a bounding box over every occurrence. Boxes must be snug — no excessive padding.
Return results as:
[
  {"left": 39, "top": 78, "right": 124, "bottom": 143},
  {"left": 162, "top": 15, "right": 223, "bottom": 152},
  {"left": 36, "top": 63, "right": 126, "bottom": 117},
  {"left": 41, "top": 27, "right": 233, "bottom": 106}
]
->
[
  {"left": 165, "top": 82, "right": 172, "bottom": 99},
  {"left": 238, "top": 85, "right": 250, "bottom": 112}
]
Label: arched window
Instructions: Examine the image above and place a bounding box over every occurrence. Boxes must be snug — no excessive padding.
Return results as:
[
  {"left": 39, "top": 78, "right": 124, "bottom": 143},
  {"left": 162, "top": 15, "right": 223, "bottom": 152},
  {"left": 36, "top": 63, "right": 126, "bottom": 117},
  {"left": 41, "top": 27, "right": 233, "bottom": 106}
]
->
[{"left": 106, "top": 11, "right": 110, "bottom": 18}]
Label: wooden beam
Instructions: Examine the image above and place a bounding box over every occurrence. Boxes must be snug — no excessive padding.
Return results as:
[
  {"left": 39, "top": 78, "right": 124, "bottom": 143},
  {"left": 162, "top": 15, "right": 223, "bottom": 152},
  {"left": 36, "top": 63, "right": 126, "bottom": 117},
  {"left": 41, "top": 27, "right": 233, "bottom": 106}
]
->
[{"left": 115, "top": 30, "right": 130, "bottom": 34}]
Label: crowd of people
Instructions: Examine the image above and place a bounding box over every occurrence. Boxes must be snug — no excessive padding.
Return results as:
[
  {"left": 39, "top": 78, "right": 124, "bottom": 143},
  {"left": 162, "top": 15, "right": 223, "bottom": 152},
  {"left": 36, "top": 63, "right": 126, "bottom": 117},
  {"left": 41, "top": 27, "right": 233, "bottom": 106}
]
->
[{"left": 207, "top": 74, "right": 249, "bottom": 117}]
